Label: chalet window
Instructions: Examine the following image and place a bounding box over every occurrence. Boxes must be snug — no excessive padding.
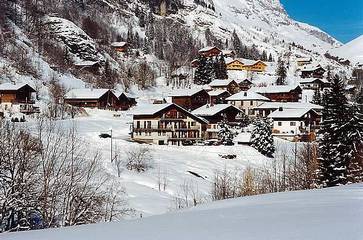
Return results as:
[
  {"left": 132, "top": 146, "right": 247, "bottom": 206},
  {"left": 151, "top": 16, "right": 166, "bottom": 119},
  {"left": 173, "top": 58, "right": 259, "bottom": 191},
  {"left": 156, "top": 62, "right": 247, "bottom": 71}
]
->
[
  {"left": 290, "top": 122, "right": 296, "bottom": 126},
  {"left": 147, "top": 121, "right": 151, "bottom": 129},
  {"left": 278, "top": 122, "right": 282, "bottom": 126},
  {"left": 250, "top": 101, "right": 253, "bottom": 106},
  {"left": 241, "top": 101, "right": 244, "bottom": 106},
  {"left": 136, "top": 121, "right": 140, "bottom": 129},
  {"left": 191, "top": 122, "right": 196, "bottom": 126}
]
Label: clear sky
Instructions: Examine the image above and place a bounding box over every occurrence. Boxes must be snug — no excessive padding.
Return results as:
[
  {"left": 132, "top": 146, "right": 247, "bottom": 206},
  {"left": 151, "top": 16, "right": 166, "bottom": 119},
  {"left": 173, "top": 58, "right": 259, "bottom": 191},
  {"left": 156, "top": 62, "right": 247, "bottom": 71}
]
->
[{"left": 280, "top": 0, "right": 363, "bottom": 43}]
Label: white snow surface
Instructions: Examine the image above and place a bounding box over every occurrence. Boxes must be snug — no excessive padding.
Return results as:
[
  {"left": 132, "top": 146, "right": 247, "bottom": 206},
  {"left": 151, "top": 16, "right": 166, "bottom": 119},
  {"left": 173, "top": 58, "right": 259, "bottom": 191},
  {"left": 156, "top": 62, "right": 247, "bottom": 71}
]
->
[
  {"left": 329, "top": 35, "right": 363, "bottom": 64},
  {"left": 4, "top": 184, "right": 363, "bottom": 240}
]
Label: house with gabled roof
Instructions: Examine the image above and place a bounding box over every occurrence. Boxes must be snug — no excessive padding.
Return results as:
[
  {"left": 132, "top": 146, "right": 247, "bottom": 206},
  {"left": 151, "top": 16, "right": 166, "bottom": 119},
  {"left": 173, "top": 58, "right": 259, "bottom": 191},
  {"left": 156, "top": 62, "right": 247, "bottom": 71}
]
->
[
  {"left": 226, "top": 91, "right": 270, "bottom": 116},
  {"left": 64, "top": 88, "right": 118, "bottom": 109},
  {"left": 198, "top": 46, "right": 222, "bottom": 57},
  {"left": 254, "top": 102, "right": 323, "bottom": 117},
  {"left": 169, "top": 88, "right": 209, "bottom": 111},
  {"left": 192, "top": 104, "right": 243, "bottom": 140},
  {"left": 209, "top": 79, "right": 240, "bottom": 94},
  {"left": 111, "top": 42, "right": 128, "bottom": 53},
  {"left": 298, "top": 78, "right": 330, "bottom": 90},
  {"left": 130, "top": 103, "right": 208, "bottom": 145},
  {"left": 113, "top": 91, "right": 137, "bottom": 110},
  {"left": 0, "top": 83, "right": 38, "bottom": 113},
  {"left": 268, "top": 107, "right": 321, "bottom": 141},
  {"left": 236, "top": 79, "right": 254, "bottom": 91},
  {"left": 300, "top": 64, "right": 326, "bottom": 79},
  {"left": 226, "top": 59, "right": 267, "bottom": 72},
  {"left": 208, "top": 89, "right": 231, "bottom": 105},
  {"left": 250, "top": 85, "right": 302, "bottom": 102}
]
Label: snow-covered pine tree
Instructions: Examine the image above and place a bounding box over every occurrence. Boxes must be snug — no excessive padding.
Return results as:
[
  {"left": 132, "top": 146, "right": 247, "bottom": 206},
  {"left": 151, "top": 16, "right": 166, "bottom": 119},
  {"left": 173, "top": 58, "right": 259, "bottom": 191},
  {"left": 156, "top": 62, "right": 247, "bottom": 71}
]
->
[
  {"left": 317, "top": 75, "right": 355, "bottom": 187},
  {"left": 276, "top": 57, "right": 287, "bottom": 85},
  {"left": 251, "top": 119, "right": 275, "bottom": 158},
  {"left": 215, "top": 55, "right": 228, "bottom": 79},
  {"left": 194, "top": 55, "right": 208, "bottom": 85},
  {"left": 312, "top": 88, "right": 322, "bottom": 105},
  {"left": 218, "top": 118, "right": 235, "bottom": 145}
]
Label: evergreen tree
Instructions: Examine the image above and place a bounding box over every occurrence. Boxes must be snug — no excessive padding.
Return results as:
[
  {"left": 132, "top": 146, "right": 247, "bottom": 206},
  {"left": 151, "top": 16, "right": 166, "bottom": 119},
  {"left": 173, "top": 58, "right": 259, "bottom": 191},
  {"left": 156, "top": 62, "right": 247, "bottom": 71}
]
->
[
  {"left": 268, "top": 53, "right": 273, "bottom": 62},
  {"left": 317, "top": 76, "right": 359, "bottom": 187},
  {"left": 312, "top": 88, "right": 322, "bottom": 105},
  {"left": 218, "top": 118, "right": 235, "bottom": 145},
  {"left": 251, "top": 119, "right": 275, "bottom": 158},
  {"left": 231, "top": 30, "right": 243, "bottom": 58},
  {"left": 194, "top": 55, "right": 213, "bottom": 85},
  {"left": 215, "top": 55, "right": 228, "bottom": 79},
  {"left": 276, "top": 58, "right": 287, "bottom": 85}
]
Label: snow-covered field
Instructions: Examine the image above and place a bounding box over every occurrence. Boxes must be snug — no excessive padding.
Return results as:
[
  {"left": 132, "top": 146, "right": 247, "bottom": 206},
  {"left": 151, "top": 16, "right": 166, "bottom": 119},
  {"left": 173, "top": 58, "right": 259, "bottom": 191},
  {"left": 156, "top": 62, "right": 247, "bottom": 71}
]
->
[
  {"left": 23, "top": 108, "right": 270, "bottom": 217},
  {"left": 4, "top": 184, "right": 363, "bottom": 240}
]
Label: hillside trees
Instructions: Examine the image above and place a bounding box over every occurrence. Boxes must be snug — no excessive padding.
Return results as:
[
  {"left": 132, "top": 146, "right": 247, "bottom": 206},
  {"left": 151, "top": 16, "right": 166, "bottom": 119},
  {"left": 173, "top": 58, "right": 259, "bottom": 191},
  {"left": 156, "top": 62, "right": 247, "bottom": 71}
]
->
[{"left": 276, "top": 57, "right": 287, "bottom": 85}]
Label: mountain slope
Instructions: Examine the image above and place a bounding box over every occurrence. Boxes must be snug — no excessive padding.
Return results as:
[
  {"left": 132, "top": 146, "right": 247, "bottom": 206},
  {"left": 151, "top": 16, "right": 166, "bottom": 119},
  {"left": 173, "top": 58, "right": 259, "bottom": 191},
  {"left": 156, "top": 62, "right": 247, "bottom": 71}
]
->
[
  {"left": 5, "top": 184, "right": 363, "bottom": 240},
  {"left": 329, "top": 35, "right": 363, "bottom": 64}
]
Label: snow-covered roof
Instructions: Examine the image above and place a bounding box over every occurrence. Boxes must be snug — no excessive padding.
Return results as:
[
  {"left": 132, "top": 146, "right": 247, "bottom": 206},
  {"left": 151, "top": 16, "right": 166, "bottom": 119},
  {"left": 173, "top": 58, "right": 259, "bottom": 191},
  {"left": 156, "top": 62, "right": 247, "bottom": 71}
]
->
[
  {"left": 268, "top": 108, "right": 315, "bottom": 119},
  {"left": 169, "top": 88, "right": 205, "bottom": 97},
  {"left": 130, "top": 103, "right": 208, "bottom": 123},
  {"left": 65, "top": 88, "right": 111, "bottom": 99},
  {"left": 111, "top": 42, "right": 127, "bottom": 48},
  {"left": 296, "top": 57, "right": 312, "bottom": 62},
  {"left": 226, "top": 91, "right": 270, "bottom": 101},
  {"left": 113, "top": 90, "right": 135, "bottom": 99},
  {"left": 298, "top": 78, "right": 329, "bottom": 84},
  {"left": 192, "top": 104, "right": 241, "bottom": 117},
  {"left": 300, "top": 64, "right": 325, "bottom": 72},
  {"left": 74, "top": 61, "right": 100, "bottom": 67},
  {"left": 208, "top": 90, "right": 230, "bottom": 97},
  {"left": 209, "top": 79, "right": 236, "bottom": 87},
  {"left": 226, "top": 58, "right": 266, "bottom": 66},
  {"left": 222, "top": 50, "right": 235, "bottom": 55},
  {"left": 254, "top": 102, "right": 323, "bottom": 110},
  {"left": 199, "top": 46, "right": 220, "bottom": 53},
  {"left": 250, "top": 85, "right": 301, "bottom": 94},
  {"left": 0, "top": 83, "right": 35, "bottom": 91}
]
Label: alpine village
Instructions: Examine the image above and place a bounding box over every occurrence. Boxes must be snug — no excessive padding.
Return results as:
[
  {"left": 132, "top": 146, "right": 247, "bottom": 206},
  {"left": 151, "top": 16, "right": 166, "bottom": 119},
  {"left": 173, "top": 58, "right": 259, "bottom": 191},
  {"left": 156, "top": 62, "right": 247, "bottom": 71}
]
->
[{"left": 0, "top": 0, "right": 362, "bottom": 239}]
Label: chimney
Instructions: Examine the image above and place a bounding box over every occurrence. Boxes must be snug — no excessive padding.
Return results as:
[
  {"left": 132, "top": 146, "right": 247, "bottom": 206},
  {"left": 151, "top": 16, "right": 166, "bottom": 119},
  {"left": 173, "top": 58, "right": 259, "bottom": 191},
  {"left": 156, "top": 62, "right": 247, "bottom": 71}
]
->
[
  {"left": 244, "top": 92, "right": 247, "bottom": 97},
  {"left": 279, "top": 107, "right": 283, "bottom": 111}
]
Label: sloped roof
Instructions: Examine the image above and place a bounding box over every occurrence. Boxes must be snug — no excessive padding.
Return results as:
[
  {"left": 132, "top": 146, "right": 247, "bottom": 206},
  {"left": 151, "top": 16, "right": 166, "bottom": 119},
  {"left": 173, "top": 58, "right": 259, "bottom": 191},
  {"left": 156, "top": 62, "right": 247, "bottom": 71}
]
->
[
  {"left": 254, "top": 102, "right": 323, "bottom": 110},
  {"left": 301, "top": 64, "right": 325, "bottom": 72},
  {"left": 209, "top": 79, "right": 236, "bottom": 87},
  {"left": 192, "top": 104, "right": 241, "bottom": 117},
  {"left": 199, "top": 46, "right": 221, "bottom": 53},
  {"left": 226, "top": 58, "right": 266, "bottom": 66},
  {"left": 0, "top": 83, "right": 35, "bottom": 91},
  {"left": 65, "top": 88, "right": 111, "bottom": 99},
  {"left": 169, "top": 88, "right": 206, "bottom": 97},
  {"left": 298, "top": 78, "right": 329, "bottom": 84},
  {"left": 130, "top": 103, "right": 208, "bottom": 124},
  {"left": 208, "top": 89, "right": 230, "bottom": 97},
  {"left": 250, "top": 85, "right": 301, "bottom": 94},
  {"left": 111, "top": 42, "right": 127, "bottom": 48},
  {"left": 296, "top": 57, "right": 312, "bottom": 62},
  {"left": 268, "top": 108, "right": 316, "bottom": 119},
  {"left": 226, "top": 91, "right": 270, "bottom": 101}
]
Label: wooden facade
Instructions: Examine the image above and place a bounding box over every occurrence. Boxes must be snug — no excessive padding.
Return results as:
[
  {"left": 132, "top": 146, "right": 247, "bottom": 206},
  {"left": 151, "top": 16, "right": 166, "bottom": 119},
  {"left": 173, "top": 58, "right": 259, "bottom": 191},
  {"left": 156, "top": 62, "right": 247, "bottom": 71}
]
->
[
  {"left": 132, "top": 104, "right": 207, "bottom": 145},
  {"left": 237, "top": 79, "right": 254, "bottom": 91},
  {"left": 210, "top": 80, "right": 240, "bottom": 94},
  {"left": 198, "top": 47, "right": 222, "bottom": 58},
  {"left": 0, "top": 84, "right": 36, "bottom": 104},
  {"left": 226, "top": 59, "right": 267, "bottom": 72},
  {"left": 253, "top": 86, "right": 302, "bottom": 102},
  {"left": 301, "top": 66, "right": 326, "bottom": 79},
  {"left": 111, "top": 42, "right": 128, "bottom": 53},
  {"left": 116, "top": 93, "right": 137, "bottom": 110},
  {"left": 170, "top": 89, "right": 210, "bottom": 111},
  {"left": 208, "top": 90, "right": 231, "bottom": 105},
  {"left": 64, "top": 90, "right": 119, "bottom": 109}
]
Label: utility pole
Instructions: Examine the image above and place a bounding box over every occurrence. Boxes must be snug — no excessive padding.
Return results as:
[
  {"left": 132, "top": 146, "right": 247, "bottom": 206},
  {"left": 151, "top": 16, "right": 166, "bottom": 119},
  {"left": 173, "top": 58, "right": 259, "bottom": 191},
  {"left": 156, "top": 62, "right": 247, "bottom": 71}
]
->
[{"left": 110, "top": 128, "right": 113, "bottom": 163}]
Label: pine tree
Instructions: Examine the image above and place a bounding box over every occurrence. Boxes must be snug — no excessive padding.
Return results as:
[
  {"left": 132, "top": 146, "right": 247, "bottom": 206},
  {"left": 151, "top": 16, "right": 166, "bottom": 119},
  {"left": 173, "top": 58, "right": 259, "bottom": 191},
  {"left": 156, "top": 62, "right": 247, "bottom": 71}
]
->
[
  {"left": 268, "top": 53, "right": 273, "bottom": 62},
  {"left": 215, "top": 55, "right": 228, "bottom": 79},
  {"left": 251, "top": 119, "right": 275, "bottom": 158},
  {"left": 276, "top": 58, "right": 287, "bottom": 85},
  {"left": 194, "top": 55, "right": 213, "bottom": 85},
  {"left": 218, "top": 118, "right": 235, "bottom": 145},
  {"left": 312, "top": 88, "right": 322, "bottom": 105},
  {"left": 231, "top": 30, "right": 243, "bottom": 58},
  {"left": 317, "top": 76, "right": 356, "bottom": 187}
]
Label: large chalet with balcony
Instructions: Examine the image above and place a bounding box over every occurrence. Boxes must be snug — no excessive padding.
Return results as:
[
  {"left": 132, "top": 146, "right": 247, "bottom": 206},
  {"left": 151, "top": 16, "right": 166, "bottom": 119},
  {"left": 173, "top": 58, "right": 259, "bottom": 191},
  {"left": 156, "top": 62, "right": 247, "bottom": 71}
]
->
[
  {"left": 250, "top": 85, "right": 302, "bottom": 102},
  {"left": 192, "top": 104, "right": 243, "bottom": 140},
  {"left": 226, "top": 59, "right": 267, "bottom": 72},
  {"left": 130, "top": 103, "right": 208, "bottom": 145},
  {"left": 169, "top": 88, "right": 209, "bottom": 111}
]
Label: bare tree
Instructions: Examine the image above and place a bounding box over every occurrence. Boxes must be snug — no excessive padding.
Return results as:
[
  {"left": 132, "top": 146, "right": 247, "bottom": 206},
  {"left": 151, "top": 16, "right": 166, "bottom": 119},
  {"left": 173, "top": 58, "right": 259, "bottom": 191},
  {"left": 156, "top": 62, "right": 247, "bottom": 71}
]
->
[{"left": 125, "top": 146, "right": 153, "bottom": 172}]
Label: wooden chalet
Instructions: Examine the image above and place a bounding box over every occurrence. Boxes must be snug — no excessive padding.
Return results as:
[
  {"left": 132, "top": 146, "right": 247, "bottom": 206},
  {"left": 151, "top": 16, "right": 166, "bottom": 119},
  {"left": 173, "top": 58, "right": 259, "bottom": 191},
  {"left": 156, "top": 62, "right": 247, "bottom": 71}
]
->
[
  {"left": 222, "top": 50, "right": 236, "bottom": 59},
  {"left": 209, "top": 79, "right": 240, "bottom": 94},
  {"left": 298, "top": 78, "right": 330, "bottom": 90},
  {"left": 111, "top": 42, "right": 128, "bottom": 53},
  {"left": 198, "top": 46, "right": 222, "bottom": 58},
  {"left": 64, "top": 88, "right": 118, "bottom": 109},
  {"left": 191, "top": 59, "right": 199, "bottom": 68},
  {"left": 0, "top": 83, "right": 36, "bottom": 104},
  {"left": 300, "top": 64, "right": 326, "bottom": 79},
  {"left": 74, "top": 61, "right": 102, "bottom": 74},
  {"left": 114, "top": 91, "right": 137, "bottom": 110},
  {"left": 268, "top": 107, "right": 321, "bottom": 141},
  {"left": 236, "top": 79, "right": 254, "bottom": 91},
  {"left": 192, "top": 104, "right": 243, "bottom": 140},
  {"left": 131, "top": 103, "right": 208, "bottom": 145},
  {"left": 208, "top": 90, "right": 231, "bottom": 105},
  {"left": 226, "top": 59, "right": 267, "bottom": 72},
  {"left": 296, "top": 57, "right": 312, "bottom": 66},
  {"left": 169, "top": 88, "right": 209, "bottom": 111},
  {"left": 250, "top": 85, "right": 302, "bottom": 102},
  {"left": 253, "top": 102, "right": 323, "bottom": 118}
]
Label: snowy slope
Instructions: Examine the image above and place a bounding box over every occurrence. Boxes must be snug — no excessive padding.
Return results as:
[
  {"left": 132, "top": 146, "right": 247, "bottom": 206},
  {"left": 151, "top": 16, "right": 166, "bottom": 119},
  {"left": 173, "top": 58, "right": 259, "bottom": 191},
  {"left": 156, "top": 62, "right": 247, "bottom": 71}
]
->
[
  {"left": 4, "top": 184, "right": 363, "bottom": 240},
  {"left": 329, "top": 35, "right": 363, "bottom": 64}
]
